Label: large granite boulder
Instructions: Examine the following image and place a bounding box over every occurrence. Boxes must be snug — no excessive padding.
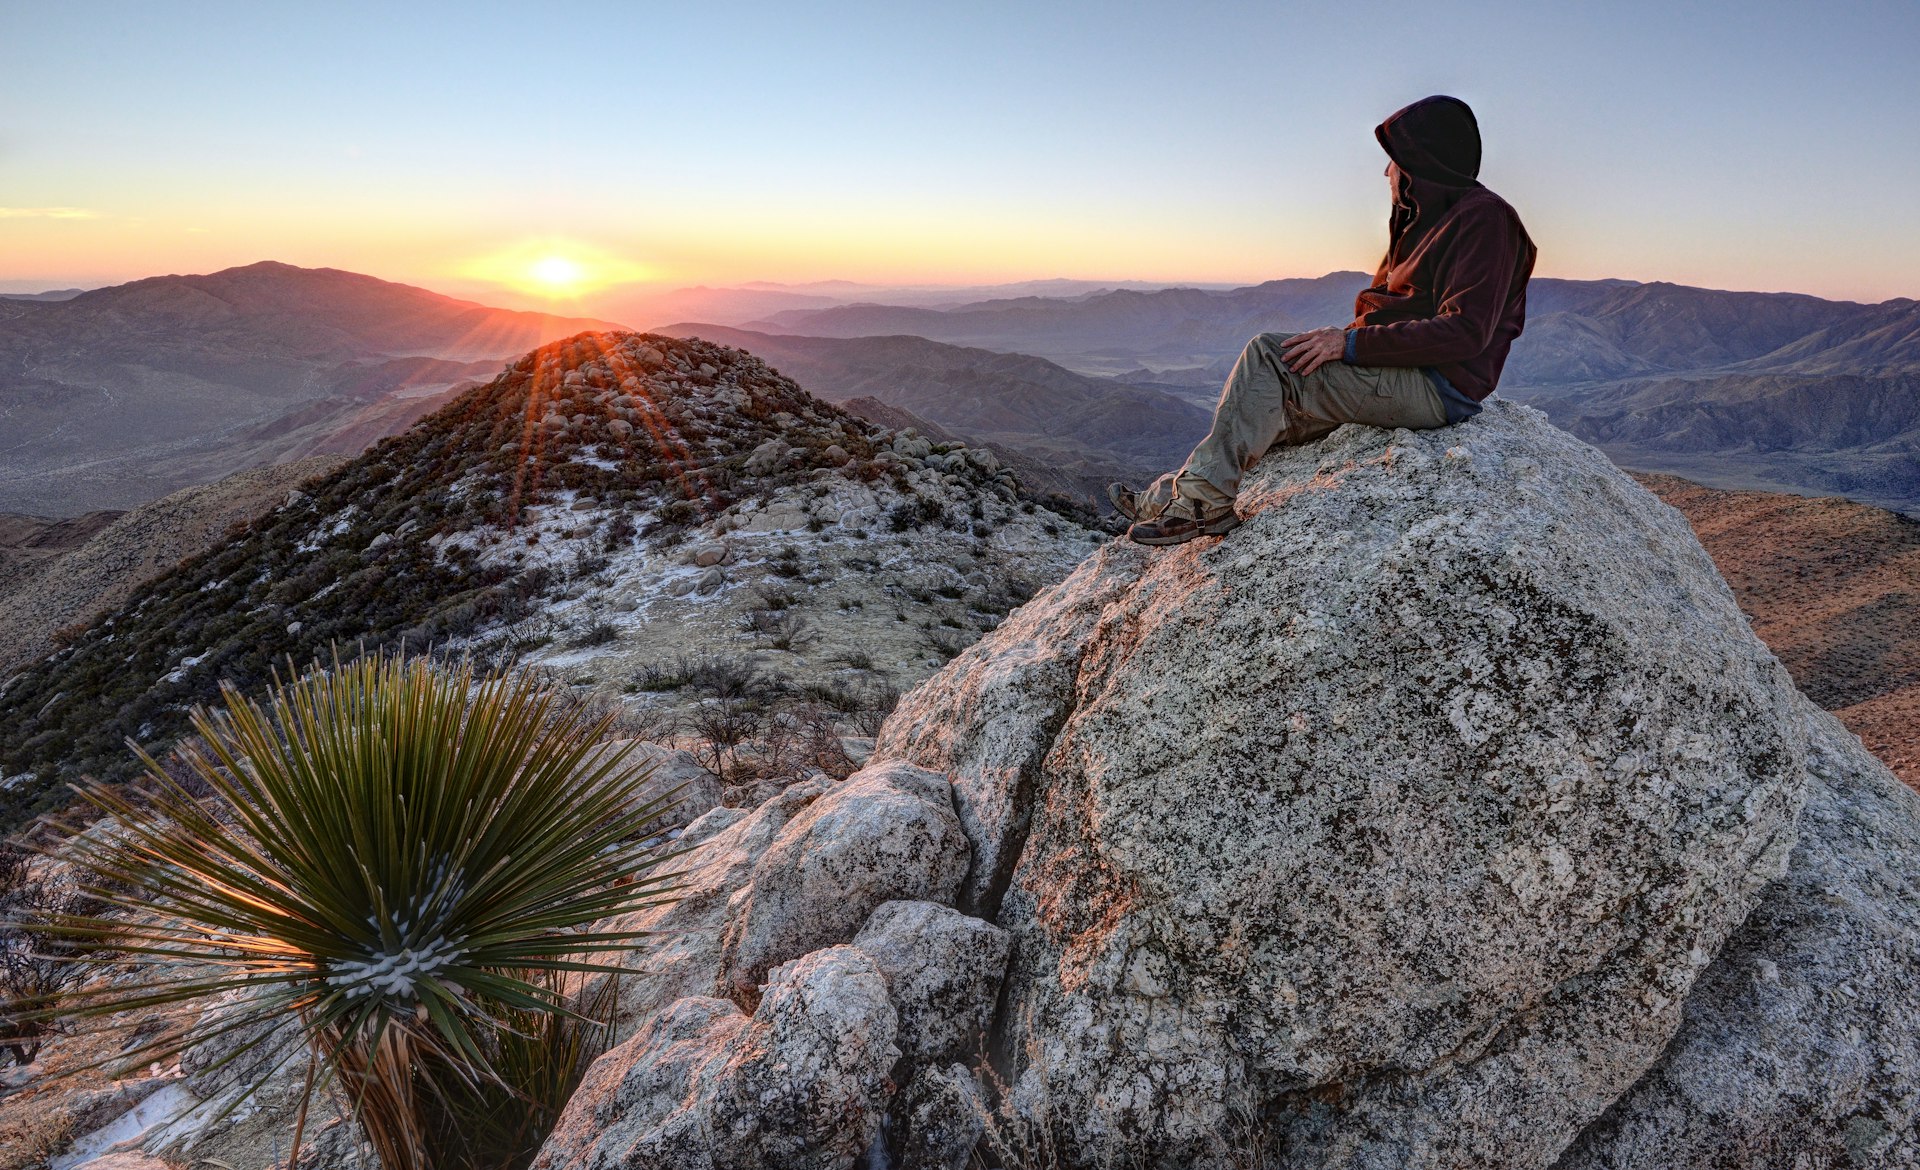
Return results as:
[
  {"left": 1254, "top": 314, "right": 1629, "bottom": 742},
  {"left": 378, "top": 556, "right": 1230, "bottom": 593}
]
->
[
  {"left": 852, "top": 899, "right": 1009, "bottom": 1068},
  {"left": 1559, "top": 706, "right": 1920, "bottom": 1168},
  {"left": 880, "top": 402, "right": 1809, "bottom": 1168}
]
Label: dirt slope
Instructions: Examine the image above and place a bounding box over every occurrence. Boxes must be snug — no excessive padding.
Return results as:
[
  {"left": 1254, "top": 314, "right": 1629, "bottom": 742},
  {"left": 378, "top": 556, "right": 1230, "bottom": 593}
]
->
[{"left": 1641, "top": 472, "right": 1920, "bottom": 788}]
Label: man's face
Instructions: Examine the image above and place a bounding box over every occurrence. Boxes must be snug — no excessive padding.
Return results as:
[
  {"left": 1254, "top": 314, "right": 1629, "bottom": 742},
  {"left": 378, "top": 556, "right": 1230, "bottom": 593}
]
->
[{"left": 1385, "top": 160, "right": 1415, "bottom": 208}]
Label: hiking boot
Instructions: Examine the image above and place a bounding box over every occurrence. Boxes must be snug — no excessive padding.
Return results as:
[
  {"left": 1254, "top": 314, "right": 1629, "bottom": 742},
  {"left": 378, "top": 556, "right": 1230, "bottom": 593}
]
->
[
  {"left": 1106, "top": 481, "right": 1143, "bottom": 521},
  {"left": 1126, "top": 499, "right": 1241, "bottom": 545}
]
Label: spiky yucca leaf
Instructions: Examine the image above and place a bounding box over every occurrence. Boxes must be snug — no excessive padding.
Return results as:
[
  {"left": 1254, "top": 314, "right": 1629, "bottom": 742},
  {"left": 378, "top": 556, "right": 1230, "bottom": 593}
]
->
[{"left": 30, "top": 653, "right": 682, "bottom": 1168}]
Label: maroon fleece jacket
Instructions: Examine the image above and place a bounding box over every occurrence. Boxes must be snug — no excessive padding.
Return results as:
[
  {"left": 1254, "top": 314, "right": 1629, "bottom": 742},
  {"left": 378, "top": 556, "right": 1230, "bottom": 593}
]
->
[{"left": 1346, "top": 96, "right": 1537, "bottom": 401}]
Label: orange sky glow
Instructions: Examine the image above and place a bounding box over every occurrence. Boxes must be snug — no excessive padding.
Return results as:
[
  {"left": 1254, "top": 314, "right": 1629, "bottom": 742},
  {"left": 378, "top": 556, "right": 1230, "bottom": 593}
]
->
[{"left": 5, "top": 3, "right": 1917, "bottom": 312}]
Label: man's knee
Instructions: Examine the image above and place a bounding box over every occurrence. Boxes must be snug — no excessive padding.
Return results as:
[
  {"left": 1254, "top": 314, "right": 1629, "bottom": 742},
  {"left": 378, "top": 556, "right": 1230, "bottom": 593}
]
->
[{"left": 1246, "top": 332, "right": 1297, "bottom": 358}]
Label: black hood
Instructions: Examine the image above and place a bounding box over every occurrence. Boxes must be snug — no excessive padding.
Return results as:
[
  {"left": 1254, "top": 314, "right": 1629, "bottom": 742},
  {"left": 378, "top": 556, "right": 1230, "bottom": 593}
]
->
[
  {"left": 1377, "top": 95, "right": 1482, "bottom": 187},
  {"left": 1375, "top": 95, "right": 1485, "bottom": 268}
]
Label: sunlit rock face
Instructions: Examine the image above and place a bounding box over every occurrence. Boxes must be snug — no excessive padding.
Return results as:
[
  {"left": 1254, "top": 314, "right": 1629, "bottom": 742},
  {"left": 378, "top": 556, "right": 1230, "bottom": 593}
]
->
[{"left": 883, "top": 401, "right": 1809, "bottom": 1168}]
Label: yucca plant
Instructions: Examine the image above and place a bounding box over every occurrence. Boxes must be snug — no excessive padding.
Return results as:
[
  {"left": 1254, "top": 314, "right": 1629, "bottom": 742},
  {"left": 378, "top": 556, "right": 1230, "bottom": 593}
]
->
[{"left": 27, "top": 653, "right": 684, "bottom": 1170}]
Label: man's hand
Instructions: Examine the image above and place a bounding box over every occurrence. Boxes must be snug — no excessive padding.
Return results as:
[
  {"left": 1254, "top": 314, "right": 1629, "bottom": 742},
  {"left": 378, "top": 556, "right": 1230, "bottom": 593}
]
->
[{"left": 1279, "top": 327, "right": 1347, "bottom": 378}]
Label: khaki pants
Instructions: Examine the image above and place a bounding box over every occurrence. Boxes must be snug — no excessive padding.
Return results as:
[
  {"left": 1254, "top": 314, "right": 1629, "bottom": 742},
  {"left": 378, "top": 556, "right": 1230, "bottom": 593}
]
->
[{"left": 1139, "top": 332, "right": 1449, "bottom": 516}]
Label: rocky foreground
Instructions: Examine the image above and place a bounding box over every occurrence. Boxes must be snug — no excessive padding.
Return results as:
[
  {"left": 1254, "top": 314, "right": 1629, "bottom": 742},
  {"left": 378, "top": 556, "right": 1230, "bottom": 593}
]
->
[
  {"left": 510, "top": 402, "right": 1919, "bottom": 1169},
  {"left": 34, "top": 402, "right": 1920, "bottom": 1170}
]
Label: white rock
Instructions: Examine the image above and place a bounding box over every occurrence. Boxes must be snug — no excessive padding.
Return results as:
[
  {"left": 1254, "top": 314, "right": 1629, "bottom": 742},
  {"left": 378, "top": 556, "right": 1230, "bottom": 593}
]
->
[
  {"left": 718, "top": 761, "right": 970, "bottom": 1000},
  {"left": 532, "top": 946, "right": 898, "bottom": 1170},
  {"left": 65, "top": 1154, "right": 173, "bottom": 1170},
  {"left": 745, "top": 438, "right": 790, "bottom": 475},
  {"left": 839, "top": 736, "right": 875, "bottom": 767},
  {"left": 880, "top": 403, "right": 1808, "bottom": 1168}
]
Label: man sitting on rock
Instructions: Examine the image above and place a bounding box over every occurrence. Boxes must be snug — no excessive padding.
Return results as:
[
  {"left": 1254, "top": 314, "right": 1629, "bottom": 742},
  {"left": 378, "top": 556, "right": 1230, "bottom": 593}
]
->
[{"left": 1116, "top": 94, "right": 1538, "bottom": 545}]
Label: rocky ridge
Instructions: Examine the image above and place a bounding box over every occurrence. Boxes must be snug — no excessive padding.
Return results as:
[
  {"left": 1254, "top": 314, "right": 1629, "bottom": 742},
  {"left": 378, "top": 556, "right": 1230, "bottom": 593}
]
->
[{"left": 0, "top": 331, "right": 1100, "bottom": 828}]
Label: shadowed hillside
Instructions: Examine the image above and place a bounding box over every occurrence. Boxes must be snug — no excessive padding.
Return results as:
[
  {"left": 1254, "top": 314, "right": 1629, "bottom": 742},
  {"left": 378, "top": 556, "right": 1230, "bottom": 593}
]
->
[{"left": 656, "top": 324, "right": 1211, "bottom": 503}]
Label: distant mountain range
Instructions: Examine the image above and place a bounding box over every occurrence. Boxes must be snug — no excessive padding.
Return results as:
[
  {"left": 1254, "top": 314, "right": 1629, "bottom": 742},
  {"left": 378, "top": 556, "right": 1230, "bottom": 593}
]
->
[
  {"left": 0, "top": 288, "right": 87, "bottom": 302},
  {"left": 10, "top": 260, "right": 1917, "bottom": 518},
  {"left": 743, "top": 273, "right": 1367, "bottom": 379},
  {"left": 604, "top": 278, "right": 1244, "bottom": 332},
  {"left": 0, "top": 261, "right": 622, "bottom": 515},
  {"left": 744, "top": 273, "right": 1920, "bottom": 514}
]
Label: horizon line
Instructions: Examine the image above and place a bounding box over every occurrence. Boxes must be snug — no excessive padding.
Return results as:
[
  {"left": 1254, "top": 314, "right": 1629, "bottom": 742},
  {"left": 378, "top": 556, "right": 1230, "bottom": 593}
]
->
[{"left": 1, "top": 261, "right": 1913, "bottom": 308}]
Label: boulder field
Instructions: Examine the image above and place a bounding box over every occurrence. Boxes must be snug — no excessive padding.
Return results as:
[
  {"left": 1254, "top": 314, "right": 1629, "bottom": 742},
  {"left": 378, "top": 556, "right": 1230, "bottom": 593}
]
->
[{"left": 535, "top": 402, "right": 1920, "bottom": 1170}]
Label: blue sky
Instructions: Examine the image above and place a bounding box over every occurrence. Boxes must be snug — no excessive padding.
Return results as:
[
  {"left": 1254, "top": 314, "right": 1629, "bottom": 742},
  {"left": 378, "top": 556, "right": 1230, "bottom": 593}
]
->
[{"left": 3, "top": 0, "right": 1917, "bottom": 303}]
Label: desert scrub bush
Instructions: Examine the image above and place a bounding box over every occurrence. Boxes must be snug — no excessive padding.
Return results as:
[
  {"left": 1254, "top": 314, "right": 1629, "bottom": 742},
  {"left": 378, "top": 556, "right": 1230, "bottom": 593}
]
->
[
  {"left": 743, "top": 608, "right": 818, "bottom": 652},
  {"left": 753, "top": 584, "right": 798, "bottom": 612},
  {"left": 887, "top": 494, "right": 950, "bottom": 533},
  {"left": 29, "top": 654, "right": 681, "bottom": 1170},
  {"left": 0, "top": 847, "right": 98, "bottom": 1066},
  {"left": 567, "top": 619, "right": 621, "bottom": 648},
  {"left": 851, "top": 681, "right": 901, "bottom": 738},
  {"left": 798, "top": 679, "right": 863, "bottom": 714},
  {"left": 923, "top": 627, "right": 972, "bottom": 662},
  {"left": 768, "top": 545, "right": 806, "bottom": 579}
]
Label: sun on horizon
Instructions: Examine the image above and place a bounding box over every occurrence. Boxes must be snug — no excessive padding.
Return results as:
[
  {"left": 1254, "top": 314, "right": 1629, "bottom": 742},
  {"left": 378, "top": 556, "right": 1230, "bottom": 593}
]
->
[{"left": 459, "top": 240, "right": 654, "bottom": 302}]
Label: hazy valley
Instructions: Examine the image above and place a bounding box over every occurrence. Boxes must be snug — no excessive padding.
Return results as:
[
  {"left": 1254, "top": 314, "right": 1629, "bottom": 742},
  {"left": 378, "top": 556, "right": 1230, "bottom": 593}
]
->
[{"left": 745, "top": 273, "right": 1920, "bottom": 514}]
